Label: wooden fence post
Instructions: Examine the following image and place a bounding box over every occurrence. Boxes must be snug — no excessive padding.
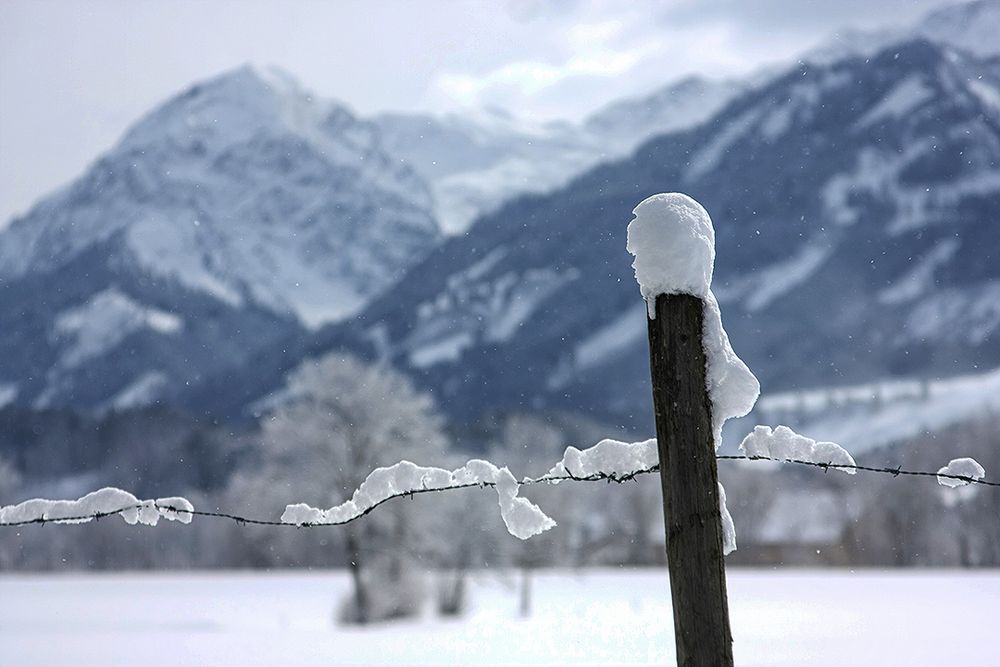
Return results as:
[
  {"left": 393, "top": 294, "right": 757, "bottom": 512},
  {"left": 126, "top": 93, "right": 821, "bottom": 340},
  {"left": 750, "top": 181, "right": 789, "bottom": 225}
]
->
[{"left": 647, "top": 292, "right": 734, "bottom": 667}]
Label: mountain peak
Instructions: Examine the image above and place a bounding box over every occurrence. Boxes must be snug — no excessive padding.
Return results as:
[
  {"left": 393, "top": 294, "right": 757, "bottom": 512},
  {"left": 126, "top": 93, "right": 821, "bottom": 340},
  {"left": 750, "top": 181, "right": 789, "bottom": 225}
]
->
[
  {"left": 226, "top": 63, "right": 302, "bottom": 93},
  {"left": 187, "top": 64, "right": 319, "bottom": 110},
  {"left": 118, "top": 63, "right": 337, "bottom": 155}
]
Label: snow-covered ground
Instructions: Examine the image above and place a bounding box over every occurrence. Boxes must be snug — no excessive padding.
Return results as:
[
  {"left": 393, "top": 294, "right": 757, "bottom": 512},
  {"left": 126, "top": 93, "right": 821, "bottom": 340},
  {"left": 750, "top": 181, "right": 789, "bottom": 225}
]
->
[{"left": 1, "top": 568, "right": 997, "bottom": 666}]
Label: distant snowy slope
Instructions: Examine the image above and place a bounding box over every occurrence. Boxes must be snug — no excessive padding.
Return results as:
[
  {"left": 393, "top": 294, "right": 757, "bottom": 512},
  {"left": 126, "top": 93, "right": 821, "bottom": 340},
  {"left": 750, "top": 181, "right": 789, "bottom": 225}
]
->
[
  {"left": 583, "top": 76, "right": 743, "bottom": 150},
  {"left": 0, "top": 65, "right": 440, "bottom": 410},
  {"left": 377, "top": 109, "right": 599, "bottom": 234},
  {"left": 375, "top": 77, "right": 739, "bottom": 234},
  {"left": 726, "top": 367, "right": 1000, "bottom": 455}
]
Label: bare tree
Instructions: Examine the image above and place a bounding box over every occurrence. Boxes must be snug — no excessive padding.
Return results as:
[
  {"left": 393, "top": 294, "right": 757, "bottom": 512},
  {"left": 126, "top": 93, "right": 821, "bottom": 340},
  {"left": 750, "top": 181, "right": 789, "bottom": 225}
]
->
[
  {"left": 0, "top": 455, "right": 18, "bottom": 498},
  {"left": 251, "top": 353, "right": 450, "bottom": 624},
  {"left": 0, "top": 456, "right": 22, "bottom": 569}
]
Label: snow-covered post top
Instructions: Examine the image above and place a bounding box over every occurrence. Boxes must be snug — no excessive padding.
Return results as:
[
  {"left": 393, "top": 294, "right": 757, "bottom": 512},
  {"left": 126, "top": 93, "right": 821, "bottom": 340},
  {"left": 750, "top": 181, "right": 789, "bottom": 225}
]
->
[
  {"left": 627, "top": 192, "right": 759, "bottom": 448},
  {"left": 627, "top": 193, "right": 715, "bottom": 315}
]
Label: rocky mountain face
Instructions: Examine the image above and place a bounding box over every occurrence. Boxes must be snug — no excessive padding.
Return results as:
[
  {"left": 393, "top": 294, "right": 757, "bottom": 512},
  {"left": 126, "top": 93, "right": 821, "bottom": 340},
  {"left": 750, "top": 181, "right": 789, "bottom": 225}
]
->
[
  {"left": 0, "top": 65, "right": 440, "bottom": 411},
  {"left": 257, "top": 39, "right": 1000, "bottom": 430}
]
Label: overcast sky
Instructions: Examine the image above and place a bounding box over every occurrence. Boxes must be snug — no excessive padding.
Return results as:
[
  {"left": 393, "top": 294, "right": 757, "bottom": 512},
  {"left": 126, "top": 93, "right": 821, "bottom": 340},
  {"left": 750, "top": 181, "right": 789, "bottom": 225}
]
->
[{"left": 0, "top": 0, "right": 961, "bottom": 225}]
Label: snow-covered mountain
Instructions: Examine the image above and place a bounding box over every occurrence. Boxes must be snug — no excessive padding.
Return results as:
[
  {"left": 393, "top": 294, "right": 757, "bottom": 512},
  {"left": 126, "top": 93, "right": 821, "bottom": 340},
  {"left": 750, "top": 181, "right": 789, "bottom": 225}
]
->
[
  {"left": 582, "top": 75, "right": 743, "bottom": 149},
  {"left": 374, "top": 108, "right": 595, "bottom": 235},
  {"left": 238, "top": 38, "right": 1000, "bottom": 431},
  {"left": 7, "top": 1, "right": 1000, "bottom": 422},
  {"left": 375, "top": 76, "right": 740, "bottom": 234},
  {"left": 1, "top": 65, "right": 439, "bottom": 327},
  {"left": 0, "top": 65, "right": 440, "bottom": 410}
]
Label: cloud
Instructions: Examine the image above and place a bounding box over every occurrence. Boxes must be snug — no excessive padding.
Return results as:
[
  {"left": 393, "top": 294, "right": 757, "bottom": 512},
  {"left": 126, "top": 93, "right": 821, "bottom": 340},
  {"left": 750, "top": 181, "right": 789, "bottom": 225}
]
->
[
  {"left": 431, "top": 6, "right": 664, "bottom": 110},
  {"left": 504, "top": 0, "right": 582, "bottom": 23},
  {"left": 663, "top": 0, "right": 954, "bottom": 33},
  {"left": 567, "top": 19, "right": 625, "bottom": 48},
  {"left": 428, "top": 0, "right": 963, "bottom": 115},
  {"left": 433, "top": 41, "right": 660, "bottom": 105}
]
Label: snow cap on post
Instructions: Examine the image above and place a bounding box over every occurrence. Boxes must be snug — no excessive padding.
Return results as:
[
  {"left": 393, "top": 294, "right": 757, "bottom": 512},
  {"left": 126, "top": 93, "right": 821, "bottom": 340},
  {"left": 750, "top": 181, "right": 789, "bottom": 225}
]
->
[
  {"left": 626, "top": 192, "right": 759, "bottom": 445},
  {"left": 626, "top": 192, "right": 715, "bottom": 315}
]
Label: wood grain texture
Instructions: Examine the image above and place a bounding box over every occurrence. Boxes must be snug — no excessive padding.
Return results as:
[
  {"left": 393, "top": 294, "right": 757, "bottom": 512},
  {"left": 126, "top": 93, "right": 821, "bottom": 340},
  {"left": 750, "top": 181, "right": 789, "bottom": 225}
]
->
[{"left": 647, "top": 293, "right": 734, "bottom": 667}]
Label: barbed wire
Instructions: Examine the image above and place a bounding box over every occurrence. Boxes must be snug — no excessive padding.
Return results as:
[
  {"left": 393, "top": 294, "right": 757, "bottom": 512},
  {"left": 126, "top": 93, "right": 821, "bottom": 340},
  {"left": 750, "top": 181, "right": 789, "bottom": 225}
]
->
[
  {"left": 718, "top": 455, "right": 1000, "bottom": 487},
  {"left": 1, "top": 454, "right": 996, "bottom": 529}
]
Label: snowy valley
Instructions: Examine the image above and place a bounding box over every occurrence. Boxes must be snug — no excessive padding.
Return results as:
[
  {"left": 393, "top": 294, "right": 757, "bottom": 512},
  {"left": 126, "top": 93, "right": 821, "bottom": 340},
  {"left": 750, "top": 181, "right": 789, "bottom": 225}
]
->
[{"left": 3, "top": 4, "right": 1000, "bottom": 665}]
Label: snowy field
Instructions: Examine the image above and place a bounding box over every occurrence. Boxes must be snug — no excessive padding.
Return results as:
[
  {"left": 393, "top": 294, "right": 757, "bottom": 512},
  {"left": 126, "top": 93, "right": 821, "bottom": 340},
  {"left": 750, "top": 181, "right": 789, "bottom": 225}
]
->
[{"left": 1, "top": 568, "right": 998, "bottom": 667}]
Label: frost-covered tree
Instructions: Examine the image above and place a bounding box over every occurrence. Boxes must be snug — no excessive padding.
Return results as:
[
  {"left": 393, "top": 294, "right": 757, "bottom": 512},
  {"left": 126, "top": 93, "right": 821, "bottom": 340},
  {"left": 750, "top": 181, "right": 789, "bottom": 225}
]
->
[
  {"left": 250, "top": 353, "right": 449, "bottom": 624},
  {"left": 0, "top": 455, "right": 22, "bottom": 569},
  {"left": 0, "top": 455, "right": 18, "bottom": 499}
]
